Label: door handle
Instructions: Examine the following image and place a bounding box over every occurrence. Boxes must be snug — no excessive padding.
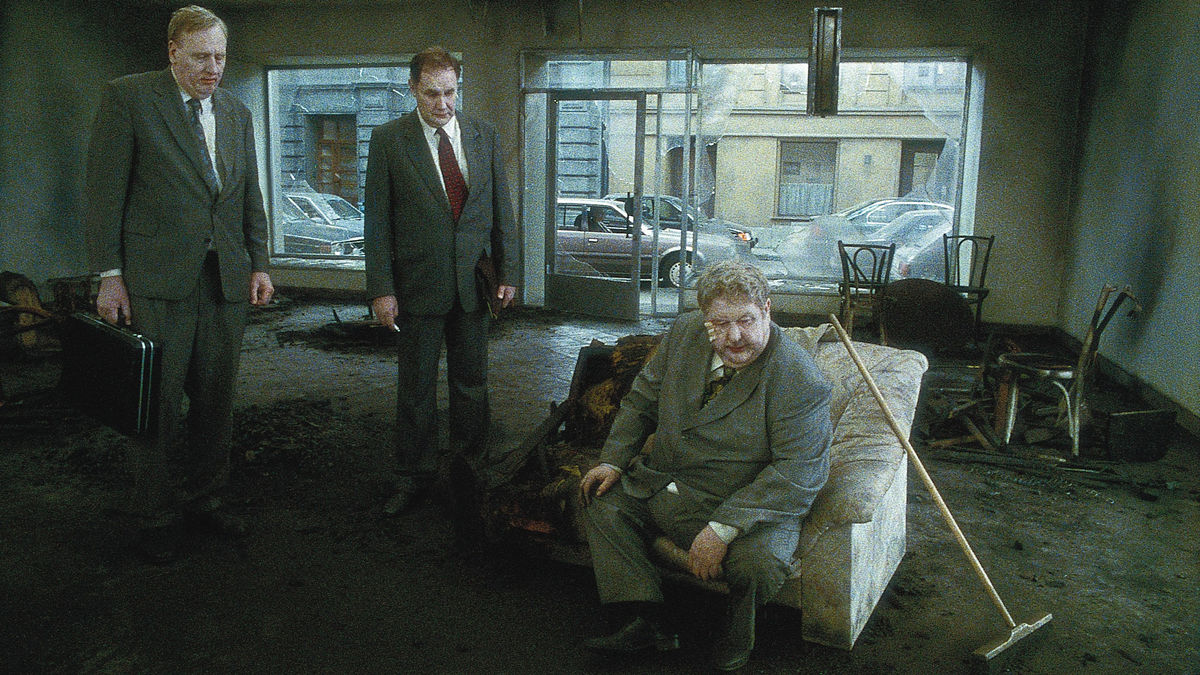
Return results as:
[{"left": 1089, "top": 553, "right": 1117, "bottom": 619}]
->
[{"left": 587, "top": 238, "right": 599, "bottom": 243}]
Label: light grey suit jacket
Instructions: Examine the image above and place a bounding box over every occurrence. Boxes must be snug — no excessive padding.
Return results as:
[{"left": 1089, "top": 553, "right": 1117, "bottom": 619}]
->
[
  {"left": 362, "top": 110, "right": 516, "bottom": 315},
  {"left": 600, "top": 311, "right": 833, "bottom": 534},
  {"left": 85, "top": 68, "right": 269, "bottom": 301}
]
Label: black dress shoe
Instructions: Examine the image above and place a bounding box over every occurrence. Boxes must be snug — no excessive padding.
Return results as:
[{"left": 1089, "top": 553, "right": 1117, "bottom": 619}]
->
[
  {"left": 134, "top": 524, "right": 180, "bottom": 565},
  {"left": 584, "top": 616, "right": 680, "bottom": 654}
]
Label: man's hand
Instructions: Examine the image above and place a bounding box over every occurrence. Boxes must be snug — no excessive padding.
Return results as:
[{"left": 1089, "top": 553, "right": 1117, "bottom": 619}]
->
[
  {"left": 97, "top": 275, "right": 131, "bottom": 325},
  {"left": 372, "top": 295, "right": 400, "bottom": 332},
  {"left": 688, "top": 526, "right": 728, "bottom": 581},
  {"left": 579, "top": 464, "right": 620, "bottom": 506},
  {"left": 249, "top": 272, "right": 274, "bottom": 306},
  {"left": 498, "top": 284, "right": 517, "bottom": 309}
]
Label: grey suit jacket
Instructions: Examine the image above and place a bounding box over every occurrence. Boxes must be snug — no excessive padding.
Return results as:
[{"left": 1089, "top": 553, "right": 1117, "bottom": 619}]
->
[
  {"left": 85, "top": 68, "right": 269, "bottom": 302},
  {"left": 600, "top": 311, "right": 833, "bottom": 534},
  {"left": 362, "top": 110, "right": 516, "bottom": 315}
]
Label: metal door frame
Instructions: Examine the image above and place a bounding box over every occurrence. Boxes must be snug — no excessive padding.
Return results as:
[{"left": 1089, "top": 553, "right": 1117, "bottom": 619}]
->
[{"left": 544, "top": 90, "right": 646, "bottom": 320}]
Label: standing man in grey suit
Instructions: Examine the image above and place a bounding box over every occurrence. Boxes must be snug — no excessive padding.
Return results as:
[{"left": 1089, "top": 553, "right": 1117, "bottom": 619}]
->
[
  {"left": 364, "top": 47, "right": 517, "bottom": 514},
  {"left": 85, "top": 5, "right": 273, "bottom": 563},
  {"left": 579, "top": 261, "right": 832, "bottom": 671}
]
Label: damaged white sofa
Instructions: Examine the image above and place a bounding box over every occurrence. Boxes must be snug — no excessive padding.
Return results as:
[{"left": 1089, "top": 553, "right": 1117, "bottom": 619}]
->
[{"left": 646, "top": 325, "right": 928, "bottom": 649}]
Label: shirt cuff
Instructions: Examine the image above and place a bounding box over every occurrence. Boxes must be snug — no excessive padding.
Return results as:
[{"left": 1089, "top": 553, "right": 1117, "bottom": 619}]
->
[
  {"left": 600, "top": 462, "right": 623, "bottom": 474},
  {"left": 708, "top": 521, "right": 740, "bottom": 544},
  {"left": 99, "top": 269, "right": 122, "bottom": 278}
]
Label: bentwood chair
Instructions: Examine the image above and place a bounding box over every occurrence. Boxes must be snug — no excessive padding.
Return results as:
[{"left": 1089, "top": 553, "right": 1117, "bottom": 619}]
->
[
  {"left": 942, "top": 234, "right": 995, "bottom": 337},
  {"left": 838, "top": 241, "right": 896, "bottom": 343}
]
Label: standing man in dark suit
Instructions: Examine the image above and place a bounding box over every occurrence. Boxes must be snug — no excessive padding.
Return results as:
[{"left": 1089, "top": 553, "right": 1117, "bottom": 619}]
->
[
  {"left": 363, "top": 47, "right": 517, "bottom": 514},
  {"left": 579, "top": 261, "right": 832, "bottom": 671},
  {"left": 85, "top": 5, "right": 273, "bottom": 563}
]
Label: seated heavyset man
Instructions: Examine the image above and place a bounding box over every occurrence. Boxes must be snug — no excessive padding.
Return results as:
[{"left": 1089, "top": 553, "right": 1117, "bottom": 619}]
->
[{"left": 579, "top": 260, "right": 832, "bottom": 671}]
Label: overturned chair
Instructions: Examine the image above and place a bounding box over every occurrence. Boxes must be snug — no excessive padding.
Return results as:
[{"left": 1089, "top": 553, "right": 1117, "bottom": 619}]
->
[{"left": 474, "top": 324, "right": 929, "bottom": 650}]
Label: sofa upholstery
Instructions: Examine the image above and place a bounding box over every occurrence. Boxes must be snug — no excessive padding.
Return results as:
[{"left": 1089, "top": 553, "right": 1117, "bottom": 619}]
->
[
  {"left": 490, "top": 324, "right": 927, "bottom": 650},
  {"left": 643, "top": 325, "right": 927, "bottom": 649}
]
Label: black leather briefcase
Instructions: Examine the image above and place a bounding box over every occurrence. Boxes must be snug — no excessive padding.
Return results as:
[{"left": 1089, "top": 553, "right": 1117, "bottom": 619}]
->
[{"left": 59, "top": 312, "right": 160, "bottom": 435}]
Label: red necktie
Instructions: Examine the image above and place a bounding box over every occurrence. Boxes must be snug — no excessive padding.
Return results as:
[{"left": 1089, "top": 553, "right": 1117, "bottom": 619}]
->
[{"left": 436, "top": 127, "right": 467, "bottom": 222}]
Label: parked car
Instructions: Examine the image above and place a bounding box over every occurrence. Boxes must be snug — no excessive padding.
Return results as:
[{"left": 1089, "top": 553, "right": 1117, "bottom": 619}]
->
[
  {"left": 554, "top": 197, "right": 743, "bottom": 287},
  {"left": 604, "top": 193, "right": 758, "bottom": 247},
  {"left": 277, "top": 185, "right": 365, "bottom": 255},
  {"left": 863, "top": 209, "right": 955, "bottom": 280},
  {"left": 277, "top": 198, "right": 361, "bottom": 255},
  {"left": 778, "top": 197, "right": 952, "bottom": 277}
]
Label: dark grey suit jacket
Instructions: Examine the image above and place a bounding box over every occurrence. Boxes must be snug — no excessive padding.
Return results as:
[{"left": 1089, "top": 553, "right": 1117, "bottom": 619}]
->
[
  {"left": 600, "top": 311, "right": 833, "bottom": 534},
  {"left": 362, "top": 110, "right": 516, "bottom": 315},
  {"left": 85, "top": 68, "right": 269, "bottom": 301}
]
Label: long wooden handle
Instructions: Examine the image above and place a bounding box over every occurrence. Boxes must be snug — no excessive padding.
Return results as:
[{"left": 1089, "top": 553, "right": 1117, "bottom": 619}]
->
[{"left": 828, "top": 315, "right": 1017, "bottom": 629}]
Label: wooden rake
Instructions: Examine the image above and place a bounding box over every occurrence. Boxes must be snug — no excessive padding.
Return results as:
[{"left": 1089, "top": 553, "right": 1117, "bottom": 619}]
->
[{"left": 829, "top": 315, "right": 1051, "bottom": 673}]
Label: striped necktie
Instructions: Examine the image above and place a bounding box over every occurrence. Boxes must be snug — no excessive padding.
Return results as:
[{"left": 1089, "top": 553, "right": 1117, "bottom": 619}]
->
[
  {"left": 703, "top": 367, "right": 734, "bottom": 406},
  {"left": 187, "top": 98, "right": 220, "bottom": 193}
]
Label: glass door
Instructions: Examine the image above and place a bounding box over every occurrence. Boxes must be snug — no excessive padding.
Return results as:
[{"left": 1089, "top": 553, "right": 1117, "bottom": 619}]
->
[{"left": 544, "top": 91, "right": 646, "bottom": 320}]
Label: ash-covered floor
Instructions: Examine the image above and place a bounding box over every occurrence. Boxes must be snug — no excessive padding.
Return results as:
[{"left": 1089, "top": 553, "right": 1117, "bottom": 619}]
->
[{"left": 2, "top": 296, "right": 1197, "bottom": 673}]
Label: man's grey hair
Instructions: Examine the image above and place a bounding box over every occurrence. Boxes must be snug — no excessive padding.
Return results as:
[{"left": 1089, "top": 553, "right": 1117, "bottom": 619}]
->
[
  {"left": 168, "top": 5, "right": 226, "bottom": 43},
  {"left": 696, "top": 260, "right": 770, "bottom": 310}
]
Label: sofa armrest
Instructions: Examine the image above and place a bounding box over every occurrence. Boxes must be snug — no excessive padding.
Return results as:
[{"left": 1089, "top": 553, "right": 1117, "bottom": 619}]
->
[
  {"left": 798, "top": 452, "right": 908, "bottom": 649},
  {"left": 799, "top": 450, "right": 901, "bottom": 557}
]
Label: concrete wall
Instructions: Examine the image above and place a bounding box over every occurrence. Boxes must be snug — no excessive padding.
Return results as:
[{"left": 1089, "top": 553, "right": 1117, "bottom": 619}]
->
[
  {"left": 1062, "top": 0, "right": 1200, "bottom": 422},
  {"left": 1, "top": 0, "right": 1194, "bottom": 421},
  {"left": 0, "top": 1, "right": 167, "bottom": 283}
]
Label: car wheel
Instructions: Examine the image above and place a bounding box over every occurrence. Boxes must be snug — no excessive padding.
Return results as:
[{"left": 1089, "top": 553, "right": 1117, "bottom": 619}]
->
[{"left": 661, "top": 251, "right": 694, "bottom": 288}]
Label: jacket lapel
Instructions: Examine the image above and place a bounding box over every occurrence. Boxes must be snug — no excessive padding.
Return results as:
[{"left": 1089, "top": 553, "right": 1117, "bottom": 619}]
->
[
  {"left": 152, "top": 69, "right": 217, "bottom": 196},
  {"left": 400, "top": 112, "right": 452, "bottom": 217},
  {"left": 213, "top": 90, "right": 237, "bottom": 196},
  {"left": 460, "top": 115, "right": 482, "bottom": 208}
]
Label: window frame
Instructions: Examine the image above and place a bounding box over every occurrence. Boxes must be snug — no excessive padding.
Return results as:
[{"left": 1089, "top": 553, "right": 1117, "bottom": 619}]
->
[
  {"left": 261, "top": 54, "right": 457, "bottom": 266},
  {"left": 775, "top": 138, "right": 839, "bottom": 219}
]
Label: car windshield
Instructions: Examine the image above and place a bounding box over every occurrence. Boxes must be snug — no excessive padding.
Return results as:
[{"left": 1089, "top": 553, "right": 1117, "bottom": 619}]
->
[
  {"left": 657, "top": 196, "right": 716, "bottom": 225},
  {"left": 838, "top": 199, "right": 886, "bottom": 220},
  {"left": 873, "top": 211, "right": 952, "bottom": 247},
  {"left": 286, "top": 195, "right": 335, "bottom": 224},
  {"left": 325, "top": 196, "right": 362, "bottom": 220},
  {"left": 279, "top": 198, "right": 308, "bottom": 221},
  {"left": 604, "top": 194, "right": 693, "bottom": 227}
]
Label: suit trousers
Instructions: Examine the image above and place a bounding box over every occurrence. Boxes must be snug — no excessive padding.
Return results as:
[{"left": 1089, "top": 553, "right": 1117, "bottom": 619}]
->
[
  {"left": 394, "top": 301, "right": 490, "bottom": 477},
  {"left": 128, "top": 253, "right": 247, "bottom": 526},
  {"left": 584, "top": 482, "right": 797, "bottom": 606}
]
